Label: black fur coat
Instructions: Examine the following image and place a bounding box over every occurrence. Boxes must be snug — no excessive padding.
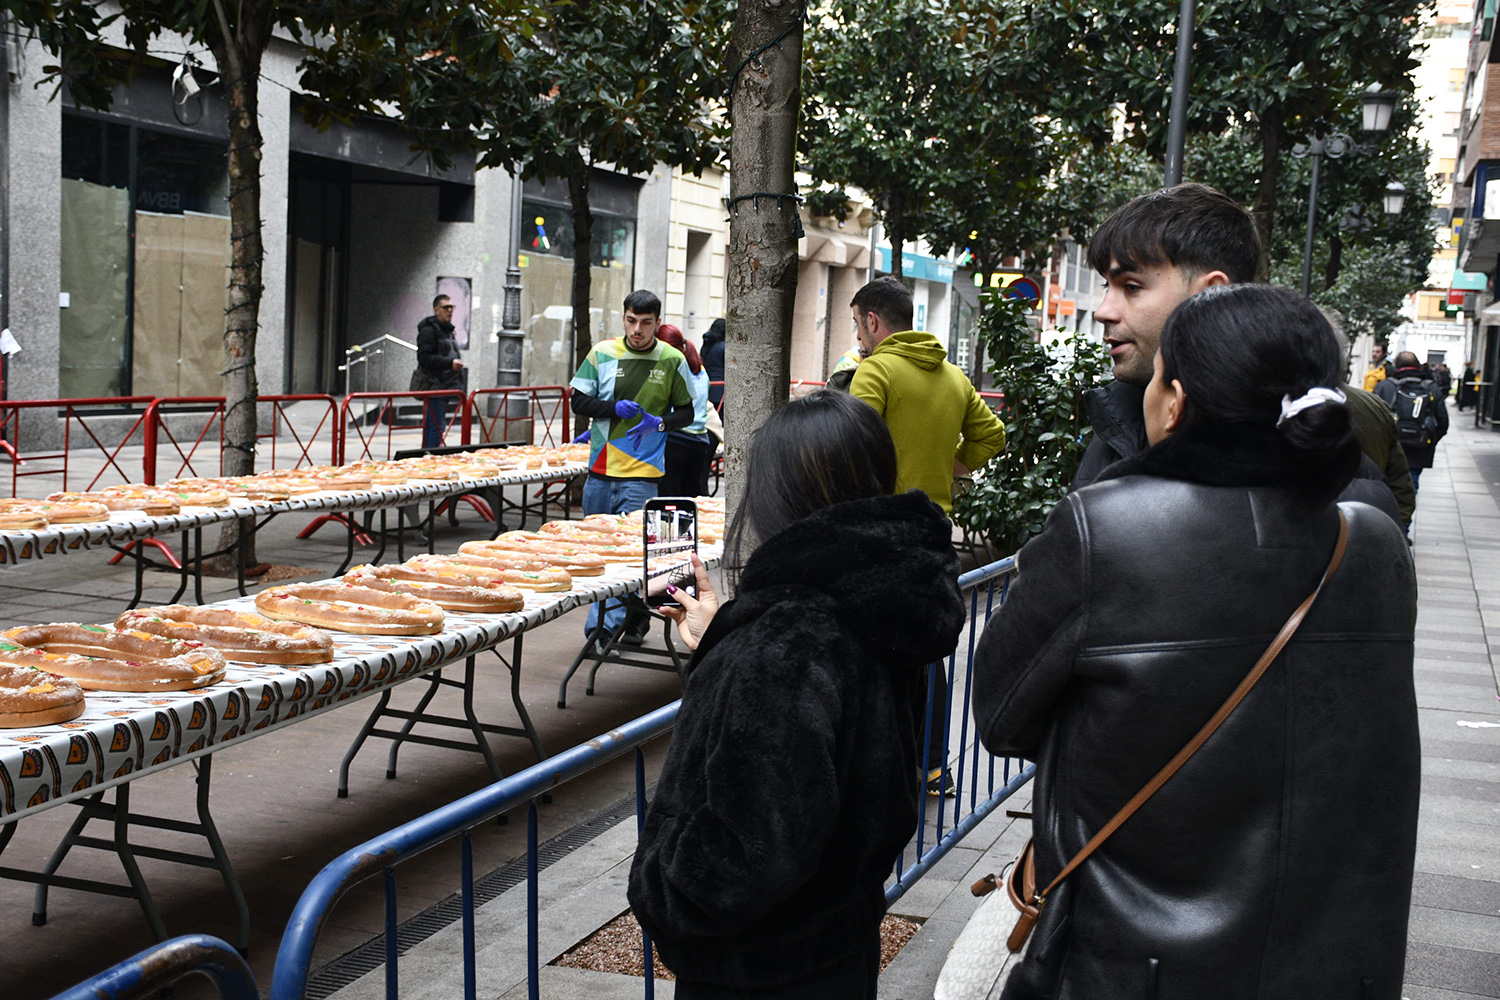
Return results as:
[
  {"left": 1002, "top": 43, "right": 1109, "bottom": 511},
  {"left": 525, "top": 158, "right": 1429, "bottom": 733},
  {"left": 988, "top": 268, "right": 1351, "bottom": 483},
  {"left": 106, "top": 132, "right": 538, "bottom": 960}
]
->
[{"left": 628, "top": 491, "right": 964, "bottom": 991}]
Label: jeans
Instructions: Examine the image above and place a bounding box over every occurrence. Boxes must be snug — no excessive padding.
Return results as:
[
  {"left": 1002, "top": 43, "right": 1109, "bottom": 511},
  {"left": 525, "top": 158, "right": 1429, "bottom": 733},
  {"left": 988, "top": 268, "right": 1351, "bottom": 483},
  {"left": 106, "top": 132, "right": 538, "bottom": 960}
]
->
[
  {"left": 1410, "top": 467, "right": 1423, "bottom": 492},
  {"left": 582, "top": 475, "right": 658, "bottom": 638},
  {"left": 422, "top": 395, "right": 449, "bottom": 450}
]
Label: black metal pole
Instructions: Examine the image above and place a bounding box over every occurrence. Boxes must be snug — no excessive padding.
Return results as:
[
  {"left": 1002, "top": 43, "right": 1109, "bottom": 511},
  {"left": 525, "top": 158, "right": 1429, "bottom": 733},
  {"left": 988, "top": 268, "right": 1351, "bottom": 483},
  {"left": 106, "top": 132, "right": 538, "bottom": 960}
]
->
[
  {"left": 1163, "top": 0, "right": 1197, "bottom": 186},
  {"left": 1300, "top": 147, "right": 1322, "bottom": 296}
]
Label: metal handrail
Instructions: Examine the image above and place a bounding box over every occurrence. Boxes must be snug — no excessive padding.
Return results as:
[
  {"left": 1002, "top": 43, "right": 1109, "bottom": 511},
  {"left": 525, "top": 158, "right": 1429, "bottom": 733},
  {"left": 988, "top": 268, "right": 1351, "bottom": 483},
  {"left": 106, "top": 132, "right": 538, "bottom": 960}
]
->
[
  {"left": 342, "top": 335, "right": 418, "bottom": 397},
  {"left": 48, "top": 934, "right": 258, "bottom": 1000}
]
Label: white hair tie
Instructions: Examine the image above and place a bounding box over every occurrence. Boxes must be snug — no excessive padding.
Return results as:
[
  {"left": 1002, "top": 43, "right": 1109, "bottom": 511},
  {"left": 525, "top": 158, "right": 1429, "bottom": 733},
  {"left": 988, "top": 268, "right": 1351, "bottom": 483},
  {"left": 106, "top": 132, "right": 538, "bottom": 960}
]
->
[{"left": 1277, "top": 387, "right": 1346, "bottom": 427}]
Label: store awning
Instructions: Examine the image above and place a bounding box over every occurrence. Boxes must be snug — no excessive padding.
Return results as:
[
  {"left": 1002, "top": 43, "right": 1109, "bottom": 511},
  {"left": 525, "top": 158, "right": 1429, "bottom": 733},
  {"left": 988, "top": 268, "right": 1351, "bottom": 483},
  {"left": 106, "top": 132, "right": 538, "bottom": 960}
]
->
[{"left": 1451, "top": 269, "right": 1489, "bottom": 291}]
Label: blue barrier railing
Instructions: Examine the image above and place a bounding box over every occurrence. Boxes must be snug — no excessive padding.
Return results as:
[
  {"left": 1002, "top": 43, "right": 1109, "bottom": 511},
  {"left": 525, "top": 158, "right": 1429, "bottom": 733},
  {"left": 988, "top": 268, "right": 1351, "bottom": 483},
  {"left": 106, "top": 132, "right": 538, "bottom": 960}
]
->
[
  {"left": 51, "top": 554, "right": 1032, "bottom": 1000},
  {"left": 47, "top": 933, "right": 257, "bottom": 1000}
]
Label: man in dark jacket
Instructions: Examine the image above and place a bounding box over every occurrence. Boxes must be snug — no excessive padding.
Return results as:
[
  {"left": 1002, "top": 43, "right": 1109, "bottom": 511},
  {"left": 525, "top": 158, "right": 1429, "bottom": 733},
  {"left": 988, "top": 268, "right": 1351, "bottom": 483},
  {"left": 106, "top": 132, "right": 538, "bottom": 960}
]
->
[
  {"left": 415, "top": 294, "right": 466, "bottom": 448},
  {"left": 700, "top": 318, "right": 726, "bottom": 412},
  {"left": 1071, "top": 185, "right": 1409, "bottom": 523},
  {"left": 1375, "top": 351, "right": 1450, "bottom": 490}
]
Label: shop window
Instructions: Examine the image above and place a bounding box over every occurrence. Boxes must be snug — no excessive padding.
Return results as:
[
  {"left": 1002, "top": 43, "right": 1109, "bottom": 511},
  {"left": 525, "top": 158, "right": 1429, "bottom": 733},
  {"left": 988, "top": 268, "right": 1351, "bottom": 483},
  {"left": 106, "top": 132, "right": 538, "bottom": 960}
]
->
[{"left": 57, "top": 113, "right": 230, "bottom": 399}]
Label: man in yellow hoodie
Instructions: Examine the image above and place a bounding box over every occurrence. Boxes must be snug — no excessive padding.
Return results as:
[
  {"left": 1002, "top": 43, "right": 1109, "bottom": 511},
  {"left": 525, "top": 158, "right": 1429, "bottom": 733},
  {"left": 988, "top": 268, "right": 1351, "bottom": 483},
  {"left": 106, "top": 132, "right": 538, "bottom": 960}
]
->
[{"left": 848, "top": 277, "right": 1007, "bottom": 513}]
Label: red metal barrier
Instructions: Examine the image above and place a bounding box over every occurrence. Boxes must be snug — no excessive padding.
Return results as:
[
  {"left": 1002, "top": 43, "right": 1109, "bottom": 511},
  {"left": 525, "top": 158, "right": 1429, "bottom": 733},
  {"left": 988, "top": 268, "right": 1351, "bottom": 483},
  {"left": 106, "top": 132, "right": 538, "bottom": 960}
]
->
[
  {"left": 337, "top": 391, "right": 471, "bottom": 465},
  {"left": 467, "top": 386, "right": 572, "bottom": 448},
  {"left": 143, "top": 395, "right": 340, "bottom": 485},
  {"left": 0, "top": 397, "right": 157, "bottom": 497}
]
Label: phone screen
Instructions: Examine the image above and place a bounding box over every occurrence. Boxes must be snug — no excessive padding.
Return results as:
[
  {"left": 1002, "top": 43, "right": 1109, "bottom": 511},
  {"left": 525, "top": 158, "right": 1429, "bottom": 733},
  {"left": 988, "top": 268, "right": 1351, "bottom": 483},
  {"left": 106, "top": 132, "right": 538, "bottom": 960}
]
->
[{"left": 643, "top": 497, "right": 698, "bottom": 608}]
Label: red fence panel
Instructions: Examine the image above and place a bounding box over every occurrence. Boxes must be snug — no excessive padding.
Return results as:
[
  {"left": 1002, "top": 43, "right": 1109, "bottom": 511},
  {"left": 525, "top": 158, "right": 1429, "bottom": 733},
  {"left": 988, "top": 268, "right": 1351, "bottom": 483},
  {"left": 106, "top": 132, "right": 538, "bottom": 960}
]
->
[
  {"left": 467, "top": 386, "right": 572, "bottom": 449},
  {"left": 337, "top": 391, "right": 470, "bottom": 465},
  {"left": 143, "top": 395, "right": 340, "bottom": 485},
  {"left": 0, "top": 397, "right": 156, "bottom": 497}
]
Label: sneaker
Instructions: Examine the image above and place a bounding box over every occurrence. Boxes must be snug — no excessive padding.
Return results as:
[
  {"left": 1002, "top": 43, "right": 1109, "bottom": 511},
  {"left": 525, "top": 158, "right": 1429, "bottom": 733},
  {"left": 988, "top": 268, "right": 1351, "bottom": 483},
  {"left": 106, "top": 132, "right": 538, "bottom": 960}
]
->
[
  {"left": 620, "top": 622, "right": 650, "bottom": 647},
  {"left": 925, "top": 767, "right": 957, "bottom": 798}
]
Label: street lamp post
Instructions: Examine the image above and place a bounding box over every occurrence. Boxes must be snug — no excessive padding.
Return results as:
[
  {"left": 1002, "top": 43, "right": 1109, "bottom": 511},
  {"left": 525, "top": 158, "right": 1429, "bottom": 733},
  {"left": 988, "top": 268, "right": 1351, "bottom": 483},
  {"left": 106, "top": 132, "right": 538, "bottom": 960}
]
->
[{"left": 1297, "top": 87, "right": 1399, "bottom": 296}]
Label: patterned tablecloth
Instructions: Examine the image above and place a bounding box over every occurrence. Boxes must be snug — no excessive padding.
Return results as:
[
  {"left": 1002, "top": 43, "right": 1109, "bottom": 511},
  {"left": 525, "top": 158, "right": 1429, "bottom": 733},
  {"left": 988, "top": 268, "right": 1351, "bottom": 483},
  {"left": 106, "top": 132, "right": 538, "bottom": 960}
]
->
[
  {"left": 0, "top": 465, "right": 585, "bottom": 566},
  {"left": 0, "top": 541, "right": 718, "bottom": 825}
]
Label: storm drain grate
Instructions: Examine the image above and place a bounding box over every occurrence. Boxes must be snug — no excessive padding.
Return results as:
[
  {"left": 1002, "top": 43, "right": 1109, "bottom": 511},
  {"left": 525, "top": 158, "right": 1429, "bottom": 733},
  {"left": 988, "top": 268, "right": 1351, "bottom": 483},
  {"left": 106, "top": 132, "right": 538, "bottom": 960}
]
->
[{"left": 304, "top": 788, "right": 648, "bottom": 1000}]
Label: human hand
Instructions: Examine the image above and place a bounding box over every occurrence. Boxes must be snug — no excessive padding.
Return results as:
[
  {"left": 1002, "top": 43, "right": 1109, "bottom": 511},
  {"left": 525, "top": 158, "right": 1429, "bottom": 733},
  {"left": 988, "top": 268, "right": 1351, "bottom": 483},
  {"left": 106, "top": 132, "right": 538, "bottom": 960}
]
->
[
  {"left": 613, "top": 399, "right": 642, "bottom": 419},
  {"left": 452, "top": 359, "right": 464, "bottom": 370},
  {"left": 659, "top": 555, "right": 719, "bottom": 651},
  {"left": 571, "top": 429, "right": 591, "bottom": 443},
  {"left": 627, "top": 411, "right": 662, "bottom": 447}
]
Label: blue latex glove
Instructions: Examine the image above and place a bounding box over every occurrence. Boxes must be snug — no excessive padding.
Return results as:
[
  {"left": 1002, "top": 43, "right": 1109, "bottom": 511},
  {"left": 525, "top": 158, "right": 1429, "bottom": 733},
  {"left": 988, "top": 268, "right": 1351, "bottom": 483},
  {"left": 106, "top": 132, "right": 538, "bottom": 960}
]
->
[
  {"left": 627, "top": 411, "right": 662, "bottom": 448},
  {"left": 613, "top": 399, "right": 642, "bottom": 419},
  {"left": 571, "top": 429, "right": 591, "bottom": 443}
]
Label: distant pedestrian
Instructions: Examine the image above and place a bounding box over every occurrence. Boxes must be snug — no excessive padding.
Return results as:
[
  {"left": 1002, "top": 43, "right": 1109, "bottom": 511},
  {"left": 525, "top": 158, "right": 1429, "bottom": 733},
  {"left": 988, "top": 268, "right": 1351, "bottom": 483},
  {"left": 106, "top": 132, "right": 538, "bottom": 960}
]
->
[
  {"left": 1458, "top": 364, "right": 1477, "bottom": 410},
  {"left": 414, "top": 295, "right": 466, "bottom": 449},
  {"left": 630, "top": 389, "right": 964, "bottom": 1000},
  {"left": 1362, "top": 342, "right": 1394, "bottom": 393},
  {"left": 973, "top": 284, "right": 1418, "bottom": 1000},
  {"left": 700, "top": 318, "right": 726, "bottom": 413},
  {"left": 1375, "top": 351, "right": 1449, "bottom": 490},
  {"left": 826, "top": 344, "right": 864, "bottom": 391},
  {"left": 1434, "top": 362, "right": 1453, "bottom": 400}
]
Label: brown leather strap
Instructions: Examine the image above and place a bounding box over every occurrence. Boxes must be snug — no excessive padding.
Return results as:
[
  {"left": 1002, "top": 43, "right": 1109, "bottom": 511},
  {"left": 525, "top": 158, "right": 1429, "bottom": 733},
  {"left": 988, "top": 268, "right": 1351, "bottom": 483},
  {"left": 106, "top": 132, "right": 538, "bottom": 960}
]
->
[{"left": 1032, "top": 509, "right": 1350, "bottom": 904}]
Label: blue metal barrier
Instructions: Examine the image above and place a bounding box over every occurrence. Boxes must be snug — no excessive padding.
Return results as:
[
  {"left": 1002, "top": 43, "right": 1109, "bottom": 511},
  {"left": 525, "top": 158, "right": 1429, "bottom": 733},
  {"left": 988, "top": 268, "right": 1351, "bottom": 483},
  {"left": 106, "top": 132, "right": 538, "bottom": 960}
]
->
[
  {"left": 890, "top": 555, "right": 1035, "bottom": 902},
  {"left": 48, "top": 933, "right": 258, "bottom": 1000}
]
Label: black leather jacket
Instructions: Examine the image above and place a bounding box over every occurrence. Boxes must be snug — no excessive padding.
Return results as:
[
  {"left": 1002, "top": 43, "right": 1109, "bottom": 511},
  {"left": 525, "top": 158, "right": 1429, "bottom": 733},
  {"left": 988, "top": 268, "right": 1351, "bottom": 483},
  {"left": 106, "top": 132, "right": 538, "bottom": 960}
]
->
[{"left": 974, "top": 433, "right": 1419, "bottom": 1000}]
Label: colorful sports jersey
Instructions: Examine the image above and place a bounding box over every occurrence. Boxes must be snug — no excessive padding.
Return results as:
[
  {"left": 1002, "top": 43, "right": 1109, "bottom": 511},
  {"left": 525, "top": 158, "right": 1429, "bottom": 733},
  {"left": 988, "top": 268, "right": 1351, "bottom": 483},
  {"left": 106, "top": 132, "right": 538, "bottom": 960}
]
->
[{"left": 571, "top": 338, "right": 693, "bottom": 478}]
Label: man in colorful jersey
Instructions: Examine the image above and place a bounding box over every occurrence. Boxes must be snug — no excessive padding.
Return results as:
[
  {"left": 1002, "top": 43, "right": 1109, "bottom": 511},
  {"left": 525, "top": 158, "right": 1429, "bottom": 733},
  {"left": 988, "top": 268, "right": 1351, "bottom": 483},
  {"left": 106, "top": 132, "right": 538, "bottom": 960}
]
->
[{"left": 569, "top": 289, "right": 695, "bottom": 644}]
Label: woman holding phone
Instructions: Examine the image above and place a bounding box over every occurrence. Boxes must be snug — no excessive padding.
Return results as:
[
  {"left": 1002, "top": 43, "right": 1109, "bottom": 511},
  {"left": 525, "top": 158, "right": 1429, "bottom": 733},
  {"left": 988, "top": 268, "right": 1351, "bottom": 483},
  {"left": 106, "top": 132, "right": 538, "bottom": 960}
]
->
[{"left": 628, "top": 389, "right": 965, "bottom": 999}]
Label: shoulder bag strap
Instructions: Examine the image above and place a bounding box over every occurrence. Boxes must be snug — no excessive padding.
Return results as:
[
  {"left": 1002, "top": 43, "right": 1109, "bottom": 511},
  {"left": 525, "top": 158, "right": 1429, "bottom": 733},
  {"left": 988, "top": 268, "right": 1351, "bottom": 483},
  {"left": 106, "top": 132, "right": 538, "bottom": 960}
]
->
[{"left": 1033, "top": 508, "right": 1350, "bottom": 904}]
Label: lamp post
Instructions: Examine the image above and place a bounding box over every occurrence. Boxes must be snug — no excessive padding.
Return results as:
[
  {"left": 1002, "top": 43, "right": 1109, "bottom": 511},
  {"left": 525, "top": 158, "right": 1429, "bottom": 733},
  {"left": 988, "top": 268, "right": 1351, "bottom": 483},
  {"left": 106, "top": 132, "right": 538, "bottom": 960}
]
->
[{"left": 1297, "top": 87, "right": 1400, "bottom": 295}]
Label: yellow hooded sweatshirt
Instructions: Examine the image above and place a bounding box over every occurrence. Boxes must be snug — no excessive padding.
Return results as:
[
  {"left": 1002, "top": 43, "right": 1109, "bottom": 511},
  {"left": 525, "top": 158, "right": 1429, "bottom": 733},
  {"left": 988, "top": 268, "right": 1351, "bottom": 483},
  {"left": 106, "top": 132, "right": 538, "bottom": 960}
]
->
[{"left": 850, "top": 330, "right": 1007, "bottom": 513}]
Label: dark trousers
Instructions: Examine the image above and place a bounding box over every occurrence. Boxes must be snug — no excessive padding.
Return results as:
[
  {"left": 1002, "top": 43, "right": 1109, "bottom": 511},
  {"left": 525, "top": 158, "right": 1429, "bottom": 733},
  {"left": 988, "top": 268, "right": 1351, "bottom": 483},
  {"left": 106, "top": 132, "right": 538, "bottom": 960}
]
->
[
  {"left": 673, "top": 923, "right": 881, "bottom": 1000},
  {"left": 660, "top": 434, "right": 716, "bottom": 498},
  {"left": 422, "top": 395, "right": 449, "bottom": 449}
]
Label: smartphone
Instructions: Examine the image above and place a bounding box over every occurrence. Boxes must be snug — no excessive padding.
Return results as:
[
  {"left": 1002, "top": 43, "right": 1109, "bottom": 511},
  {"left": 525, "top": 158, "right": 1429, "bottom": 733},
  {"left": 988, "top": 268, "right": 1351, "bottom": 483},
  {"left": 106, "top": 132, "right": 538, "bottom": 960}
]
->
[{"left": 642, "top": 497, "right": 698, "bottom": 608}]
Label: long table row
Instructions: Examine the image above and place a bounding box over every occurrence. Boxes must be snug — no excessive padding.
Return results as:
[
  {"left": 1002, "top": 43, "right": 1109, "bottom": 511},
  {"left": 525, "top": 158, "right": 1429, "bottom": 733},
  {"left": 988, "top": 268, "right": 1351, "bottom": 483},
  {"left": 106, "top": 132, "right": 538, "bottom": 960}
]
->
[{"left": 0, "top": 464, "right": 586, "bottom": 567}]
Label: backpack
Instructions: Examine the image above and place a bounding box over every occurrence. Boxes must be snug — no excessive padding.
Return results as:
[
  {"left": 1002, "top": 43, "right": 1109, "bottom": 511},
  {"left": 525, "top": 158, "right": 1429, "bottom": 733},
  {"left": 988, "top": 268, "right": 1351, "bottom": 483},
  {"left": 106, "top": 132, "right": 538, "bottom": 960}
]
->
[{"left": 1390, "top": 378, "right": 1439, "bottom": 448}]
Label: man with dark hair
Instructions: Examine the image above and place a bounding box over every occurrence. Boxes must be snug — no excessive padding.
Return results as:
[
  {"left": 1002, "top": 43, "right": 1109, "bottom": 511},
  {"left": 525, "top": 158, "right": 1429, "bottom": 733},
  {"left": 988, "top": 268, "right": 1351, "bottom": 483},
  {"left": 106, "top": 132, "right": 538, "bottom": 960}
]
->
[
  {"left": 1375, "top": 351, "right": 1449, "bottom": 491},
  {"left": 848, "top": 276, "right": 1007, "bottom": 514},
  {"left": 569, "top": 289, "right": 694, "bottom": 645},
  {"left": 1073, "top": 184, "right": 1412, "bottom": 527},
  {"left": 415, "top": 294, "right": 466, "bottom": 449},
  {"left": 1073, "top": 184, "right": 1256, "bottom": 487},
  {"left": 1363, "top": 342, "right": 1394, "bottom": 393},
  {"left": 848, "top": 275, "right": 1006, "bottom": 799}
]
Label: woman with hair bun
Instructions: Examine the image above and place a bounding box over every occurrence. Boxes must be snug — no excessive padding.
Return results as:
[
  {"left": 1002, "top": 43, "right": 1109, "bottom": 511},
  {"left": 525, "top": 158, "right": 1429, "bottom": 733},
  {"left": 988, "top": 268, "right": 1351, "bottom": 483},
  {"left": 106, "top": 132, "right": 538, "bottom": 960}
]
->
[
  {"left": 973, "top": 284, "right": 1419, "bottom": 999},
  {"left": 629, "top": 389, "right": 965, "bottom": 998}
]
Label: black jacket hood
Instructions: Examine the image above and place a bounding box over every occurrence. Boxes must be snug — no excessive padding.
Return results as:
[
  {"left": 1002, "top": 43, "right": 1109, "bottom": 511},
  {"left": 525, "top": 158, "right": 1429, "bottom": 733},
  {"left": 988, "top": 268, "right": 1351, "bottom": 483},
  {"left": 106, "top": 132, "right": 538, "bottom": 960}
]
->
[{"left": 713, "top": 491, "right": 963, "bottom": 668}]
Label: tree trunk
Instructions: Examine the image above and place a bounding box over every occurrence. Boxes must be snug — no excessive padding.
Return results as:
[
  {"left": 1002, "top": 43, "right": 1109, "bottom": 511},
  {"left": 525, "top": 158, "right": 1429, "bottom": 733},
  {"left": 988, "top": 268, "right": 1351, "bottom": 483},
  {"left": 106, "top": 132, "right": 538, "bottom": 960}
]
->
[
  {"left": 208, "top": 1, "right": 270, "bottom": 573},
  {"left": 567, "top": 166, "right": 595, "bottom": 372},
  {"left": 723, "top": 0, "right": 802, "bottom": 534},
  {"left": 887, "top": 192, "right": 905, "bottom": 279},
  {"left": 1251, "top": 121, "right": 1280, "bottom": 283}
]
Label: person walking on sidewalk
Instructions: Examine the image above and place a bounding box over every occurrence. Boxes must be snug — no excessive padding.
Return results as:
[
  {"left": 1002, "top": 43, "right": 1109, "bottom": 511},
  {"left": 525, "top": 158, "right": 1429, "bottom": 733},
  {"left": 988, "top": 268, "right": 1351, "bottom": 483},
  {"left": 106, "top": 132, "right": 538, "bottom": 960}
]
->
[
  {"left": 630, "top": 389, "right": 965, "bottom": 1000},
  {"left": 972, "top": 285, "right": 1418, "bottom": 1000},
  {"left": 415, "top": 295, "right": 466, "bottom": 449},
  {"left": 1375, "top": 351, "right": 1449, "bottom": 491},
  {"left": 568, "top": 289, "right": 694, "bottom": 644}
]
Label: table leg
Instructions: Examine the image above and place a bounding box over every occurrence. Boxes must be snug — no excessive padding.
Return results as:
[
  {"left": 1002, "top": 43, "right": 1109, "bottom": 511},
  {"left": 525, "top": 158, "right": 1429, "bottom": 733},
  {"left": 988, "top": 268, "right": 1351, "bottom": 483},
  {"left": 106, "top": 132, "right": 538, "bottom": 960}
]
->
[
  {"left": 31, "top": 793, "right": 97, "bottom": 925},
  {"left": 195, "top": 757, "right": 250, "bottom": 952},
  {"left": 385, "top": 671, "right": 445, "bottom": 780},
  {"left": 503, "top": 635, "right": 544, "bottom": 762},
  {"left": 460, "top": 657, "right": 504, "bottom": 783},
  {"left": 110, "top": 783, "right": 171, "bottom": 942},
  {"left": 339, "top": 688, "right": 393, "bottom": 798}
]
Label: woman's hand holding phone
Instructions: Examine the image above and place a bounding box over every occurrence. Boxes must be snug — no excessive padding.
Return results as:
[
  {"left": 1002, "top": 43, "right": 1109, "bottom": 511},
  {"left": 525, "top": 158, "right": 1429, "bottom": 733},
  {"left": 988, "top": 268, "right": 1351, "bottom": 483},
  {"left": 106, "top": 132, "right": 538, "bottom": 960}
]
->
[{"left": 660, "top": 554, "right": 718, "bottom": 651}]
